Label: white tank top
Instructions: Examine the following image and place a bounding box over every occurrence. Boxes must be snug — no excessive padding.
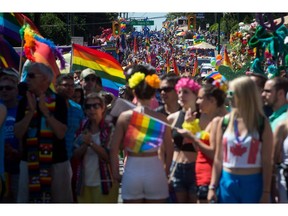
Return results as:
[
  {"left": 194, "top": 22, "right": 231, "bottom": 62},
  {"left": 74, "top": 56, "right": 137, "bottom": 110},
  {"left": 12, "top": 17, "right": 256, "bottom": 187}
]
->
[
  {"left": 282, "top": 135, "right": 288, "bottom": 164},
  {"left": 222, "top": 130, "right": 262, "bottom": 168}
]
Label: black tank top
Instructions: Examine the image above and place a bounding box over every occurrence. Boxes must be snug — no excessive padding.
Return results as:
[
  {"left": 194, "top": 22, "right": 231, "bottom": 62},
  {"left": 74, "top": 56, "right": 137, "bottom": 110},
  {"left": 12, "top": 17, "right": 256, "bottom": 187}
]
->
[{"left": 172, "top": 110, "right": 196, "bottom": 152}]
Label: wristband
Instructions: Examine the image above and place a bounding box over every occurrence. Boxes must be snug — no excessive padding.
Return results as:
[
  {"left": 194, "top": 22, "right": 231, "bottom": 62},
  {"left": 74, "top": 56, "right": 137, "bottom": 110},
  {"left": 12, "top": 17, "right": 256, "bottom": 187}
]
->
[{"left": 208, "top": 184, "right": 217, "bottom": 190}]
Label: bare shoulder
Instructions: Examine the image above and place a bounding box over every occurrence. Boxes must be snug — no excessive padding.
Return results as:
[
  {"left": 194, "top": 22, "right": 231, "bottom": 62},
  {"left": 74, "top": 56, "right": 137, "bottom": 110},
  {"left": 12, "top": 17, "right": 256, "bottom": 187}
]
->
[
  {"left": 117, "top": 110, "right": 133, "bottom": 125},
  {"left": 167, "top": 110, "right": 180, "bottom": 122},
  {"left": 274, "top": 118, "right": 288, "bottom": 135}
]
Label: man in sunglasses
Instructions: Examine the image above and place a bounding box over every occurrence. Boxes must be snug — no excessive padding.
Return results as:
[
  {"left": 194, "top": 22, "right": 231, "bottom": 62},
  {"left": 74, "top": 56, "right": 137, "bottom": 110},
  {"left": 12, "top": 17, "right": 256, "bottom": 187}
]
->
[
  {"left": 14, "top": 62, "right": 73, "bottom": 203},
  {"left": 0, "top": 67, "right": 21, "bottom": 203},
  {"left": 155, "top": 72, "right": 181, "bottom": 116}
]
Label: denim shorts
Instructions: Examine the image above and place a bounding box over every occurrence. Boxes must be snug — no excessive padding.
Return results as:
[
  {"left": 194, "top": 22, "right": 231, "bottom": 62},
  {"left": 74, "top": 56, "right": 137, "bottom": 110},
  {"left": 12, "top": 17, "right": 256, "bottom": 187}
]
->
[
  {"left": 197, "top": 185, "right": 209, "bottom": 200},
  {"left": 170, "top": 161, "right": 197, "bottom": 194}
]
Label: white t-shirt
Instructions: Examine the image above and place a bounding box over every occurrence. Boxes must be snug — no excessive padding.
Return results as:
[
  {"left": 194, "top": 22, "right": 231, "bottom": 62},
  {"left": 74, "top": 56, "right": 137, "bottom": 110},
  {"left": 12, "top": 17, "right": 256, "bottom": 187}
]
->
[{"left": 83, "top": 132, "right": 101, "bottom": 186}]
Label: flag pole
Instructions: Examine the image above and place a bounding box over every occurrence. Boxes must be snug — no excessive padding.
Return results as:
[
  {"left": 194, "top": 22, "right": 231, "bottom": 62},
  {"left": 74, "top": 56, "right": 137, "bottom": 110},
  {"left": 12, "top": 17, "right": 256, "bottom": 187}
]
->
[
  {"left": 69, "top": 43, "right": 73, "bottom": 73},
  {"left": 18, "top": 18, "right": 26, "bottom": 80}
]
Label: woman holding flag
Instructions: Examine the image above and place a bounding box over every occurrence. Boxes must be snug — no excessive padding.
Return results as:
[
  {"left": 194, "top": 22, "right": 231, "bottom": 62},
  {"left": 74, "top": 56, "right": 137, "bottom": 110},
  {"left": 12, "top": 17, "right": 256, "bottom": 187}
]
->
[{"left": 110, "top": 64, "right": 174, "bottom": 203}]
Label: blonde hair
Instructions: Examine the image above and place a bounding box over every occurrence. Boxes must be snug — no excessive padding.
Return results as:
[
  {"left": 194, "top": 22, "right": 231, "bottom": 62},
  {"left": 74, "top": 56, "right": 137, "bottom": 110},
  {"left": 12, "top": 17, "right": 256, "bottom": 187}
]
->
[{"left": 227, "top": 76, "right": 264, "bottom": 133}]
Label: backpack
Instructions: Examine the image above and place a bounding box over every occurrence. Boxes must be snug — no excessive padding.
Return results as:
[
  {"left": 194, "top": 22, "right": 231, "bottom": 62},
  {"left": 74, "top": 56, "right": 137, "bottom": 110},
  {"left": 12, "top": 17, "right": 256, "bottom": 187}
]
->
[{"left": 221, "top": 114, "right": 265, "bottom": 142}]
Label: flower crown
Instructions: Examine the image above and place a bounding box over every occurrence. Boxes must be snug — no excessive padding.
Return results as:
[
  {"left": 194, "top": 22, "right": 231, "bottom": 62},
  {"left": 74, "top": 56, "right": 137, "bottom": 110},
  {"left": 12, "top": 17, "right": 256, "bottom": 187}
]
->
[
  {"left": 128, "top": 72, "right": 160, "bottom": 89},
  {"left": 212, "top": 78, "right": 228, "bottom": 93}
]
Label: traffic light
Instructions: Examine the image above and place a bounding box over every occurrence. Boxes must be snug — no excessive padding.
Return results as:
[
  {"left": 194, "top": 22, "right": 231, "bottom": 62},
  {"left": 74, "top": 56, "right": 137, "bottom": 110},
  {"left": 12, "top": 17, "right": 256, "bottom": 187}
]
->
[
  {"left": 112, "top": 21, "right": 120, "bottom": 36},
  {"left": 187, "top": 15, "right": 196, "bottom": 30}
]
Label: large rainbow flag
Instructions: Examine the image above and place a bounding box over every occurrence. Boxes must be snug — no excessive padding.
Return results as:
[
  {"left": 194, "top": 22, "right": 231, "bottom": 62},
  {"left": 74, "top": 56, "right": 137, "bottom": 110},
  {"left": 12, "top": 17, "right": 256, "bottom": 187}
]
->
[
  {"left": 124, "top": 111, "right": 166, "bottom": 153},
  {"left": 0, "top": 13, "right": 22, "bottom": 42},
  {"left": 71, "top": 43, "right": 126, "bottom": 97},
  {"left": 0, "top": 36, "right": 20, "bottom": 70},
  {"left": 0, "top": 13, "right": 40, "bottom": 43}
]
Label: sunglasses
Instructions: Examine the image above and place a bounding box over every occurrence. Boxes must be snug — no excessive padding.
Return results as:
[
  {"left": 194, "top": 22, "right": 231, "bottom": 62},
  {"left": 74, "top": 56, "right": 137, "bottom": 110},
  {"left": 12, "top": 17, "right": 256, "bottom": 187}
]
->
[
  {"left": 84, "top": 103, "right": 102, "bottom": 110},
  {"left": 60, "top": 83, "right": 75, "bottom": 88},
  {"left": 0, "top": 85, "right": 15, "bottom": 91},
  {"left": 227, "top": 90, "right": 234, "bottom": 98},
  {"left": 84, "top": 77, "right": 96, "bottom": 82},
  {"left": 27, "top": 73, "right": 42, "bottom": 79},
  {"left": 159, "top": 86, "right": 174, "bottom": 93}
]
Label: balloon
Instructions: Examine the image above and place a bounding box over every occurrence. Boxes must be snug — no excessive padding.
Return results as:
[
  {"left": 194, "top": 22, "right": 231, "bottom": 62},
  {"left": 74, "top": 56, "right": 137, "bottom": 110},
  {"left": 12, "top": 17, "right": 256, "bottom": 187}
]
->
[
  {"left": 216, "top": 59, "right": 222, "bottom": 66},
  {"left": 216, "top": 54, "right": 222, "bottom": 61},
  {"left": 210, "top": 57, "right": 216, "bottom": 62},
  {"left": 211, "top": 60, "right": 216, "bottom": 67}
]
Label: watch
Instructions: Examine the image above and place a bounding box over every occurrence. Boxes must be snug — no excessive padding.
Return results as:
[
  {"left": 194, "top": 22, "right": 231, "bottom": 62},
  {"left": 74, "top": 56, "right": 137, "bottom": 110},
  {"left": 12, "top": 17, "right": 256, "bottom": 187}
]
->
[{"left": 208, "top": 184, "right": 217, "bottom": 190}]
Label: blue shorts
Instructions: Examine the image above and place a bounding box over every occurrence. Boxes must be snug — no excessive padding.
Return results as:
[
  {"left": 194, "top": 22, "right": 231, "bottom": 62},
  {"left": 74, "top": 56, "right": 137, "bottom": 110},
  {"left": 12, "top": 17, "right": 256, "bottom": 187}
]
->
[
  {"left": 170, "top": 161, "right": 197, "bottom": 194},
  {"left": 218, "top": 169, "right": 262, "bottom": 203}
]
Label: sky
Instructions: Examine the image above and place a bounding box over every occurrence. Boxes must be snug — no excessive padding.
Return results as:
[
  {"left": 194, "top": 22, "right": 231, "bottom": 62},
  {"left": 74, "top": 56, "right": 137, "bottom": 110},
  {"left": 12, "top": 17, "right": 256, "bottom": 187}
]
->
[{"left": 127, "top": 13, "right": 167, "bottom": 30}]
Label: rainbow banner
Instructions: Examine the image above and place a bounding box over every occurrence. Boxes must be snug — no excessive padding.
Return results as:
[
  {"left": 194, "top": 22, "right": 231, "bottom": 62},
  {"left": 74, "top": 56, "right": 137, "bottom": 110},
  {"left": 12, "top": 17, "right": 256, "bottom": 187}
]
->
[
  {"left": 124, "top": 111, "right": 166, "bottom": 153},
  {"left": 72, "top": 43, "right": 126, "bottom": 96}
]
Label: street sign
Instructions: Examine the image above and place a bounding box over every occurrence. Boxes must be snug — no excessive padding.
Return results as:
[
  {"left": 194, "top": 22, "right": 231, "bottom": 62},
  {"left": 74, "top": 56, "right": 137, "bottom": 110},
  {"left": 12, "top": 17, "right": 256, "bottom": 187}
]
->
[
  {"left": 196, "top": 13, "right": 205, "bottom": 19},
  {"left": 130, "top": 20, "right": 154, "bottom": 26}
]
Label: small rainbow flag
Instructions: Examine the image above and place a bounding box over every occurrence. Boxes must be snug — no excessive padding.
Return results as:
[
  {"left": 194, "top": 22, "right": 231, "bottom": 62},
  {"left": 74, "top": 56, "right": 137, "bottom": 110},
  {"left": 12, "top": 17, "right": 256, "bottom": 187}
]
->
[
  {"left": 223, "top": 46, "right": 232, "bottom": 69},
  {"left": 72, "top": 43, "right": 126, "bottom": 97},
  {"left": 124, "top": 111, "right": 166, "bottom": 153},
  {"left": 205, "top": 71, "right": 222, "bottom": 80}
]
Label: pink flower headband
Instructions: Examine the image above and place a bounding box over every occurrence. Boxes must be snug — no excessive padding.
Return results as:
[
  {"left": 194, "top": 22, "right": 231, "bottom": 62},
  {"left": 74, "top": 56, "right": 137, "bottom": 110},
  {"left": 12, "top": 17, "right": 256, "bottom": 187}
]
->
[{"left": 175, "top": 77, "right": 201, "bottom": 94}]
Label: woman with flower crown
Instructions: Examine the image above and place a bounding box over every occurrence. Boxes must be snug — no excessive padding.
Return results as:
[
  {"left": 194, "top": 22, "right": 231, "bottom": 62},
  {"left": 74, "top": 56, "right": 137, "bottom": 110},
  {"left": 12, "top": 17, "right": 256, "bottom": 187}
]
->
[
  {"left": 167, "top": 76, "right": 201, "bottom": 203},
  {"left": 109, "top": 64, "right": 174, "bottom": 203},
  {"left": 176, "top": 77, "right": 228, "bottom": 203}
]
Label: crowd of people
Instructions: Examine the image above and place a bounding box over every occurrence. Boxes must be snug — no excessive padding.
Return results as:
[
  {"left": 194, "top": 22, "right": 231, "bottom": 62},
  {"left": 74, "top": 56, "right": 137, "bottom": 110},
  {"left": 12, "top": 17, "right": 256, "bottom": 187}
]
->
[
  {"left": 0, "top": 17, "right": 288, "bottom": 204},
  {"left": 0, "top": 58, "right": 288, "bottom": 204}
]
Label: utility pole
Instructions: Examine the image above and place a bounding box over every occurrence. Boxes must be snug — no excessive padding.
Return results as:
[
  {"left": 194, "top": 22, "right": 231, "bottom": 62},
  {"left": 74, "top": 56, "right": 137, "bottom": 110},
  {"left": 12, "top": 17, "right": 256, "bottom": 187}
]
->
[{"left": 217, "top": 13, "right": 221, "bottom": 54}]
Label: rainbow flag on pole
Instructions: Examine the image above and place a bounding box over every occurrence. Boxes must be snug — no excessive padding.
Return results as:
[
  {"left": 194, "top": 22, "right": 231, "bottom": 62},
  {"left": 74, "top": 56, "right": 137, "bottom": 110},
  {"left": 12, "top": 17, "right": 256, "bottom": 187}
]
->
[
  {"left": 71, "top": 43, "right": 126, "bottom": 97},
  {"left": 124, "top": 111, "right": 166, "bottom": 153}
]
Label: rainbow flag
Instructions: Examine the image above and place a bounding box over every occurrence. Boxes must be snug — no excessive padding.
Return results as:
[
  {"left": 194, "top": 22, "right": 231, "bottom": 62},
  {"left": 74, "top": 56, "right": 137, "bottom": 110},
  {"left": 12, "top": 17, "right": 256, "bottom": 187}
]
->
[
  {"left": 72, "top": 43, "right": 126, "bottom": 97},
  {"left": 223, "top": 46, "right": 232, "bottom": 69},
  {"left": 124, "top": 111, "right": 166, "bottom": 153},
  {"left": 0, "top": 36, "right": 20, "bottom": 70},
  {"left": 172, "top": 57, "right": 179, "bottom": 76},
  {"left": 20, "top": 24, "right": 65, "bottom": 91},
  {"left": 133, "top": 36, "right": 138, "bottom": 54},
  {"left": 0, "top": 13, "right": 40, "bottom": 43},
  {"left": 0, "top": 13, "right": 22, "bottom": 42},
  {"left": 192, "top": 56, "right": 199, "bottom": 77},
  {"left": 205, "top": 71, "right": 222, "bottom": 80}
]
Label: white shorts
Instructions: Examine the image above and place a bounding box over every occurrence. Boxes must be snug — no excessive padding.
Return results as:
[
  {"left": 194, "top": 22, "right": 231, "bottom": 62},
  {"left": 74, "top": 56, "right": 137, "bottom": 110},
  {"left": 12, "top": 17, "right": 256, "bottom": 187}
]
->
[{"left": 121, "top": 156, "right": 169, "bottom": 200}]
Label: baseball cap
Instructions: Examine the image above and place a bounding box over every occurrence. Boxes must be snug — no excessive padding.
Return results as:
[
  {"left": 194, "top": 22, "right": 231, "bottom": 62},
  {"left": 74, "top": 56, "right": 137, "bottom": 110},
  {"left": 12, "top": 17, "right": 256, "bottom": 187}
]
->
[
  {"left": 0, "top": 67, "right": 20, "bottom": 82},
  {"left": 80, "top": 68, "right": 96, "bottom": 80}
]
